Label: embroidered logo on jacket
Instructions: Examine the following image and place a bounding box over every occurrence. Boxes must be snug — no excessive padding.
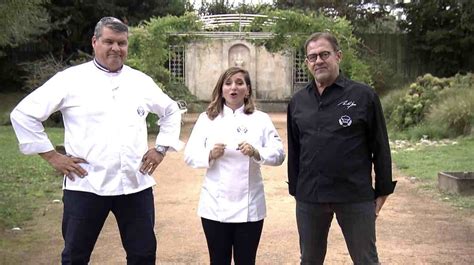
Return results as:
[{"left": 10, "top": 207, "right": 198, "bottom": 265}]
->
[
  {"left": 337, "top": 100, "right": 357, "bottom": 110},
  {"left": 237, "top": 125, "right": 248, "bottom": 134},
  {"left": 339, "top": 115, "right": 352, "bottom": 127},
  {"left": 137, "top": 106, "right": 145, "bottom": 116}
]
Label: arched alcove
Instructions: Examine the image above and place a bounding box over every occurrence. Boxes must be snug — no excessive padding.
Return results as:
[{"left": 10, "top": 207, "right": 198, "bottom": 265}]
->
[{"left": 228, "top": 44, "right": 251, "bottom": 69}]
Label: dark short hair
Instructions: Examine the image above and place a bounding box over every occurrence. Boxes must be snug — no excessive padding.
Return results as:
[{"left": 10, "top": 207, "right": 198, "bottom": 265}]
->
[
  {"left": 206, "top": 67, "right": 255, "bottom": 120},
  {"left": 304, "top": 32, "right": 340, "bottom": 54},
  {"left": 94, "top": 17, "right": 128, "bottom": 38}
]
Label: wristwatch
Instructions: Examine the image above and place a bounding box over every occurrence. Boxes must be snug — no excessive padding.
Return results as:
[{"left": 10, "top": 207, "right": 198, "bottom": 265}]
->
[{"left": 155, "top": 145, "right": 169, "bottom": 157}]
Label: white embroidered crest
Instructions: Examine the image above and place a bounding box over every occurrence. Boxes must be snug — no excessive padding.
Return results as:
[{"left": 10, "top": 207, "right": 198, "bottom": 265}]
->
[
  {"left": 136, "top": 106, "right": 145, "bottom": 116},
  {"left": 339, "top": 115, "right": 352, "bottom": 127}
]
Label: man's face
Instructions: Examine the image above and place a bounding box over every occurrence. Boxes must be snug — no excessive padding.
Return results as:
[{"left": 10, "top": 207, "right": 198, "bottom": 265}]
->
[
  {"left": 305, "top": 38, "right": 342, "bottom": 85},
  {"left": 92, "top": 27, "right": 128, "bottom": 72}
]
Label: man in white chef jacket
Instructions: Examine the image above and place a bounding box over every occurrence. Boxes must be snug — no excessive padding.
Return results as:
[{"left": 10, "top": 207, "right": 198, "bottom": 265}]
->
[{"left": 10, "top": 17, "right": 182, "bottom": 264}]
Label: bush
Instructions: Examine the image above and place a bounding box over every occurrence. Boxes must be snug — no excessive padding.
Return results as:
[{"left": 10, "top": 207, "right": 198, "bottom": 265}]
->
[
  {"left": 427, "top": 88, "right": 474, "bottom": 137},
  {"left": 405, "top": 123, "right": 450, "bottom": 140},
  {"left": 387, "top": 73, "right": 451, "bottom": 130},
  {"left": 381, "top": 85, "right": 408, "bottom": 122},
  {"left": 20, "top": 54, "right": 68, "bottom": 93},
  {"left": 383, "top": 72, "right": 473, "bottom": 139}
]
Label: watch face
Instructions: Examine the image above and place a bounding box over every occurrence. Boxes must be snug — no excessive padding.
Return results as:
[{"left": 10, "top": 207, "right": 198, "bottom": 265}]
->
[{"left": 156, "top": 146, "right": 168, "bottom": 155}]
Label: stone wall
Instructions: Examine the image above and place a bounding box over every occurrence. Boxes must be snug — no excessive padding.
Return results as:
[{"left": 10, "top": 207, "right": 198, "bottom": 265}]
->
[{"left": 184, "top": 37, "right": 294, "bottom": 110}]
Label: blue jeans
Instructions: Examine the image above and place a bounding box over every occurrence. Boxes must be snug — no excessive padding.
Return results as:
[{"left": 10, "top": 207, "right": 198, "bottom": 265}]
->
[
  {"left": 61, "top": 188, "right": 156, "bottom": 265},
  {"left": 296, "top": 200, "right": 379, "bottom": 265}
]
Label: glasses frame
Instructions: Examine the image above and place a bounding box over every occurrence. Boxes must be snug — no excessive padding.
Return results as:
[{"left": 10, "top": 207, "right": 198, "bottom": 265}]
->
[{"left": 305, "top": 51, "right": 334, "bottom": 63}]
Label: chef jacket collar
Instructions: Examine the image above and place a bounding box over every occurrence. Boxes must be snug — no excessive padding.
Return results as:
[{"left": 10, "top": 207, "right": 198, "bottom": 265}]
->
[{"left": 222, "top": 104, "right": 245, "bottom": 116}]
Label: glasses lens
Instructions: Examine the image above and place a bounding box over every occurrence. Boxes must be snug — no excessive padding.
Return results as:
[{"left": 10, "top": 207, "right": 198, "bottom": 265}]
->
[
  {"left": 306, "top": 51, "right": 331, "bottom": 62},
  {"left": 307, "top": 54, "right": 317, "bottom": 62},
  {"left": 320, "top": 51, "right": 331, "bottom": 60}
]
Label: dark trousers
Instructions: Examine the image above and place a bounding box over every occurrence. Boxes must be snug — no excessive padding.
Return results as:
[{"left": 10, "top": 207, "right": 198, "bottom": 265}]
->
[
  {"left": 61, "top": 188, "right": 156, "bottom": 265},
  {"left": 296, "top": 200, "right": 379, "bottom": 265},
  {"left": 201, "top": 218, "right": 264, "bottom": 265}
]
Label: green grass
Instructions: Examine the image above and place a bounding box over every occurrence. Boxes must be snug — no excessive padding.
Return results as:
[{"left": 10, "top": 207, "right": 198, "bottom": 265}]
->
[
  {"left": 392, "top": 136, "right": 474, "bottom": 209},
  {"left": 0, "top": 126, "right": 64, "bottom": 229}
]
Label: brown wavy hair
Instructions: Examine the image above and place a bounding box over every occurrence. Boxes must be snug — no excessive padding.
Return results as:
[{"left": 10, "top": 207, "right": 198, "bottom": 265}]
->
[{"left": 206, "top": 67, "right": 256, "bottom": 120}]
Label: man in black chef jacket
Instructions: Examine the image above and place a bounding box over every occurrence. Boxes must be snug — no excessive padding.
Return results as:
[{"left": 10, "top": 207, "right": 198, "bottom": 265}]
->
[{"left": 287, "top": 32, "right": 396, "bottom": 265}]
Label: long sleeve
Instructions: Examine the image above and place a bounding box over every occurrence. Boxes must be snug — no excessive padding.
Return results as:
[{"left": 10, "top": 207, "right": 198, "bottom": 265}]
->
[
  {"left": 254, "top": 113, "right": 285, "bottom": 166},
  {"left": 286, "top": 102, "right": 299, "bottom": 196},
  {"left": 10, "top": 71, "right": 67, "bottom": 155},
  {"left": 148, "top": 82, "right": 183, "bottom": 152},
  {"left": 184, "top": 113, "right": 212, "bottom": 168},
  {"left": 369, "top": 93, "right": 396, "bottom": 197}
]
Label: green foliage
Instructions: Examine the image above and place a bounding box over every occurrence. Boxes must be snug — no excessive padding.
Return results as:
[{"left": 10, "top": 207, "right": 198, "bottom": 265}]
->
[
  {"left": 427, "top": 82, "right": 474, "bottom": 137},
  {"left": 44, "top": 0, "right": 190, "bottom": 59},
  {"left": 197, "top": 0, "right": 273, "bottom": 15},
  {"left": 384, "top": 72, "right": 473, "bottom": 139},
  {"left": 381, "top": 85, "right": 409, "bottom": 119},
  {"left": 249, "top": 9, "right": 372, "bottom": 85},
  {"left": 127, "top": 12, "right": 203, "bottom": 100},
  {"left": 387, "top": 73, "right": 451, "bottom": 130},
  {"left": 0, "top": 126, "right": 64, "bottom": 228},
  {"left": 392, "top": 123, "right": 450, "bottom": 141},
  {"left": 0, "top": 0, "right": 51, "bottom": 55},
  {"left": 20, "top": 54, "right": 69, "bottom": 93},
  {"left": 399, "top": 0, "right": 474, "bottom": 77},
  {"left": 273, "top": 0, "right": 401, "bottom": 34},
  {"left": 360, "top": 47, "right": 407, "bottom": 95}
]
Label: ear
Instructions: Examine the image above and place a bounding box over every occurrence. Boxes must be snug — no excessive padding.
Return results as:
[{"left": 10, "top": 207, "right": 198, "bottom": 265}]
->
[
  {"left": 92, "top": 36, "right": 97, "bottom": 49},
  {"left": 336, "top": 50, "right": 342, "bottom": 63}
]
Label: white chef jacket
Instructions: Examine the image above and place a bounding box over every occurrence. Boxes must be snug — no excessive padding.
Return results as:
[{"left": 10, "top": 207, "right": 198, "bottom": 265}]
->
[
  {"left": 10, "top": 60, "right": 183, "bottom": 196},
  {"left": 184, "top": 105, "right": 285, "bottom": 222}
]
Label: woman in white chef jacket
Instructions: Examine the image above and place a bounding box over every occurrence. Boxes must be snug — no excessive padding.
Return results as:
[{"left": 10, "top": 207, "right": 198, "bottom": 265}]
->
[{"left": 184, "top": 67, "right": 285, "bottom": 264}]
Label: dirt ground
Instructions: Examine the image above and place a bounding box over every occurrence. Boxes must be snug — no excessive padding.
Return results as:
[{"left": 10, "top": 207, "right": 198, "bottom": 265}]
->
[{"left": 10, "top": 113, "right": 474, "bottom": 264}]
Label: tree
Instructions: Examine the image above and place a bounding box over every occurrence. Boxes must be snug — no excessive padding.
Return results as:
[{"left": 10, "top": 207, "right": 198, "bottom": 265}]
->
[
  {"left": 0, "top": 0, "right": 51, "bottom": 56},
  {"left": 43, "top": 0, "right": 191, "bottom": 59},
  {"left": 197, "top": 0, "right": 273, "bottom": 15},
  {"left": 198, "top": 0, "right": 234, "bottom": 15},
  {"left": 273, "top": 0, "right": 400, "bottom": 33},
  {"left": 399, "top": 0, "right": 474, "bottom": 77},
  {"left": 1, "top": 0, "right": 191, "bottom": 92}
]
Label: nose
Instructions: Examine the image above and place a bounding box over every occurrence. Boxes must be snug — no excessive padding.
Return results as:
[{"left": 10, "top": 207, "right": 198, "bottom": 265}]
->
[
  {"left": 111, "top": 42, "right": 120, "bottom": 51},
  {"left": 315, "top": 55, "right": 325, "bottom": 64}
]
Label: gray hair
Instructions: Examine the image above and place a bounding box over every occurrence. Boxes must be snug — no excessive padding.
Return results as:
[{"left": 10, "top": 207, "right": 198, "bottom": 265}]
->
[
  {"left": 304, "top": 32, "right": 340, "bottom": 54},
  {"left": 93, "top": 17, "right": 128, "bottom": 39}
]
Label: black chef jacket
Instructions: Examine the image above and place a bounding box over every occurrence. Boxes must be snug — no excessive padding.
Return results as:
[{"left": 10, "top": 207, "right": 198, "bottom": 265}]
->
[{"left": 287, "top": 74, "right": 396, "bottom": 203}]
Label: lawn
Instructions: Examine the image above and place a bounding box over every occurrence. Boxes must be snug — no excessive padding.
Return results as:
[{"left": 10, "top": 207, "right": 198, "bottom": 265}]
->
[
  {"left": 391, "top": 136, "right": 474, "bottom": 209},
  {"left": 0, "top": 126, "right": 64, "bottom": 230}
]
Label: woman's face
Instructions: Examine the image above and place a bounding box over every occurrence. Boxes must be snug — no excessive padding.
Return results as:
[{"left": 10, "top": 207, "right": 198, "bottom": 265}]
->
[{"left": 222, "top": 72, "right": 249, "bottom": 111}]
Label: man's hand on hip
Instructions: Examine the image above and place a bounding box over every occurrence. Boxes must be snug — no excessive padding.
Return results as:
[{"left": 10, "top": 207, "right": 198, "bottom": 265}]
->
[{"left": 40, "top": 150, "right": 88, "bottom": 180}]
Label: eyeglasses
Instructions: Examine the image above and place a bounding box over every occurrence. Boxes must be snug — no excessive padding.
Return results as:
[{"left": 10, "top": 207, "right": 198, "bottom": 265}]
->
[{"left": 306, "top": 51, "right": 333, "bottom": 63}]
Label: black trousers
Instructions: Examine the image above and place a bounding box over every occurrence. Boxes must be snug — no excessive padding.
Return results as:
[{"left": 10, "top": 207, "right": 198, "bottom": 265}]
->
[
  {"left": 201, "top": 217, "right": 264, "bottom": 265},
  {"left": 61, "top": 188, "right": 156, "bottom": 265},
  {"left": 296, "top": 200, "right": 379, "bottom": 265}
]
